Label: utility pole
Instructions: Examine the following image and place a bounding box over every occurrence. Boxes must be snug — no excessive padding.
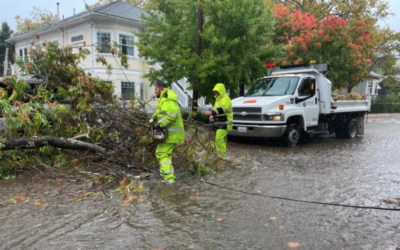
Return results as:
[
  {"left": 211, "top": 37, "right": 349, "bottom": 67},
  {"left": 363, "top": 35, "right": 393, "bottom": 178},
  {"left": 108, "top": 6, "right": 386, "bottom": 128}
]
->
[
  {"left": 192, "top": 0, "right": 203, "bottom": 115},
  {"left": 3, "top": 47, "right": 8, "bottom": 77}
]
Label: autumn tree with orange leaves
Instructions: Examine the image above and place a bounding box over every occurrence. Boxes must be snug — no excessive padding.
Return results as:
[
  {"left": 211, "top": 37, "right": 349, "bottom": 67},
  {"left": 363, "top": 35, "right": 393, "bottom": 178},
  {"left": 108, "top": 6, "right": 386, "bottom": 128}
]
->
[{"left": 273, "top": 4, "right": 374, "bottom": 92}]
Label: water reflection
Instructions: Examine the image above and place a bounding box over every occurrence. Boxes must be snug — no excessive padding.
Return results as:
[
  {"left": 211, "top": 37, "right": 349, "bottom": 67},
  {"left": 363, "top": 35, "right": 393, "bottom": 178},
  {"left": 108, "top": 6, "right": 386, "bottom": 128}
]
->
[{"left": 1, "top": 114, "right": 400, "bottom": 249}]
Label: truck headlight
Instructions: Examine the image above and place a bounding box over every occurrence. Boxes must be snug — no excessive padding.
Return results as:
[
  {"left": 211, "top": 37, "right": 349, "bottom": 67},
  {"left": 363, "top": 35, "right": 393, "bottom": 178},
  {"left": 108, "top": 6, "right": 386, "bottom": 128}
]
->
[
  {"left": 264, "top": 114, "right": 284, "bottom": 121},
  {"left": 272, "top": 115, "right": 282, "bottom": 121}
]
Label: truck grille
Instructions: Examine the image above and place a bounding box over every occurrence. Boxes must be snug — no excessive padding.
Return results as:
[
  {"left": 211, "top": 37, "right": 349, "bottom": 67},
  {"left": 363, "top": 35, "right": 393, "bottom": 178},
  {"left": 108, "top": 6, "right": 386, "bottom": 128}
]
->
[
  {"left": 233, "top": 107, "right": 262, "bottom": 121},
  {"left": 233, "top": 107, "right": 262, "bottom": 113},
  {"left": 233, "top": 114, "right": 262, "bottom": 121}
]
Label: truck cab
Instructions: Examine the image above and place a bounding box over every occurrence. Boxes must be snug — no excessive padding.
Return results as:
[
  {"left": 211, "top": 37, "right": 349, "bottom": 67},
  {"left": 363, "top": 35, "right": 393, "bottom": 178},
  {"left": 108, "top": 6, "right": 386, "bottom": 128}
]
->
[{"left": 229, "top": 63, "right": 369, "bottom": 146}]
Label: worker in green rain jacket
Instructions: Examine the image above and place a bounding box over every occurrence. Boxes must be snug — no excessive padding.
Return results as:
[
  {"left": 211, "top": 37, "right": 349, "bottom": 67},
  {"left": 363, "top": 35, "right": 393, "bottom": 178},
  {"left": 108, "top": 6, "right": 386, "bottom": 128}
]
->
[
  {"left": 204, "top": 83, "right": 233, "bottom": 157},
  {"left": 152, "top": 81, "right": 185, "bottom": 184}
]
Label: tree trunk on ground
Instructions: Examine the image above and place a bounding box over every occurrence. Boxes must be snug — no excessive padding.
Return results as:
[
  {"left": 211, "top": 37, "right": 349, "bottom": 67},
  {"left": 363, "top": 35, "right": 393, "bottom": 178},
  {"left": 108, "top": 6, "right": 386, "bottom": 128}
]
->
[{"left": 2, "top": 136, "right": 106, "bottom": 153}]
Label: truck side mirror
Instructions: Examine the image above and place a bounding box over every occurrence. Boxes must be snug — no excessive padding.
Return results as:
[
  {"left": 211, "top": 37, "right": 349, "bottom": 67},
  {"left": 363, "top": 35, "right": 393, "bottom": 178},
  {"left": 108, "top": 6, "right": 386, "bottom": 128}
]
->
[{"left": 295, "top": 96, "right": 309, "bottom": 104}]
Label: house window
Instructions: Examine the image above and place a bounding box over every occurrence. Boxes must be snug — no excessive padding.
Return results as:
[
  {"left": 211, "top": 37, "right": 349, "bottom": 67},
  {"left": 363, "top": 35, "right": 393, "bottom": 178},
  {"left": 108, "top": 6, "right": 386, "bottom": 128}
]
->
[
  {"left": 97, "top": 32, "right": 111, "bottom": 53},
  {"left": 374, "top": 82, "right": 379, "bottom": 94},
  {"left": 71, "top": 34, "right": 84, "bottom": 43},
  {"left": 119, "top": 34, "right": 134, "bottom": 56},
  {"left": 19, "top": 48, "right": 28, "bottom": 60},
  {"left": 368, "top": 81, "right": 373, "bottom": 94},
  {"left": 121, "top": 81, "right": 135, "bottom": 100}
]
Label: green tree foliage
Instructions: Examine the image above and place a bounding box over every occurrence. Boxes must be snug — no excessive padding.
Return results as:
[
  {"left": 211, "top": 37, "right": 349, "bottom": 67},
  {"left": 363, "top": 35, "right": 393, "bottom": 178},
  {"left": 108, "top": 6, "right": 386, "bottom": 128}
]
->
[
  {"left": 273, "top": 0, "right": 391, "bottom": 23},
  {"left": 136, "top": 0, "right": 280, "bottom": 101},
  {"left": 0, "top": 35, "right": 133, "bottom": 175},
  {"left": 370, "top": 28, "right": 400, "bottom": 76},
  {"left": 0, "top": 22, "right": 14, "bottom": 76},
  {"left": 273, "top": 4, "right": 374, "bottom": 91},
  {"left": 273, "top": 0, "right": 400, "bottom": 91},
  {"left": 1, "top": 36, "right": 114, "bottom": 139},
  {"left": 381, "top": 65, "right": 400, "bottom": 94}
]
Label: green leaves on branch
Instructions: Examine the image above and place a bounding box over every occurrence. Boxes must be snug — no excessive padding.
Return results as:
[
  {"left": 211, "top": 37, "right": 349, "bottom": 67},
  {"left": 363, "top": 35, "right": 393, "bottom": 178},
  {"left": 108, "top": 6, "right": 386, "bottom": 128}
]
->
[
  {"left": 136, "top": 0, "right": 279, "bottom": 101},
  {"left": 0, "top": 36, "right": 114, "bottom": 140},
  {"left": 273, "top": 4, "right": 375, "bottom": 91}
]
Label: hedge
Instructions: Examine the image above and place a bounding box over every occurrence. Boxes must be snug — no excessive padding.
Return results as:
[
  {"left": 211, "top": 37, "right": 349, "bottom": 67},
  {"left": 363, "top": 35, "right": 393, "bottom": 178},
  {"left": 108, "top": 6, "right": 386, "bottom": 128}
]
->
[{"left": 370, "top": 103, "right": 400, "bottom": 113}]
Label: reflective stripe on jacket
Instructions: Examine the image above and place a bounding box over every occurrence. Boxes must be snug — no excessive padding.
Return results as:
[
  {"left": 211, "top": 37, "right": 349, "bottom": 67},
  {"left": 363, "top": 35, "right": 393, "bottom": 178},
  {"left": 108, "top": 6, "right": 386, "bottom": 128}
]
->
[{"left": 153, "top": 88, "right": 185, "bottom": 144}]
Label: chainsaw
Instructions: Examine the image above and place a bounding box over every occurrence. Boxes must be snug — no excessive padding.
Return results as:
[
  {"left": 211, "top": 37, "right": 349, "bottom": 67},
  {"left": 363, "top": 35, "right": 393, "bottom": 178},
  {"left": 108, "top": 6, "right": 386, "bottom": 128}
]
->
[{"left": 149, "top": 118, "right": 168, "bottom": 142}]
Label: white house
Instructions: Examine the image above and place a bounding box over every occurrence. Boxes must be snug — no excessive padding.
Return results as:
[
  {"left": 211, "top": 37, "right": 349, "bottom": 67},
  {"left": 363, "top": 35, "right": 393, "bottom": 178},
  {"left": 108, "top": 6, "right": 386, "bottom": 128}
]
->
[
  {"left": 6, "top": 0, "right": 203, "bottom": 110},
  {"left": 339, "top": 71, "right": 382, "bottom": 98}
]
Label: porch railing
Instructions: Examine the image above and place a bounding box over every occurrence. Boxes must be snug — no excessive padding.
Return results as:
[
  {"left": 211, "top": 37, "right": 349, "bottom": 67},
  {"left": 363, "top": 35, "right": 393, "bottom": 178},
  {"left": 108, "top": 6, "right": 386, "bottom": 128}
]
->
[{"left": 171, "top": 82, "right": 188, "bottom": 107}]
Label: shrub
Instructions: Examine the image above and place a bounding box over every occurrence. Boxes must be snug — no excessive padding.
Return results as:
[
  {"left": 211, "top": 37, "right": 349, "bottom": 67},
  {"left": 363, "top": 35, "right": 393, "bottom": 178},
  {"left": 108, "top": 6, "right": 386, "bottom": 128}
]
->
[
  {"left": 373, "top": 93, "right": 400, "bottom": 103},
  {"left": 370, "top": 93, "right": 400, "bottom": 113},
  {"left": 371, "top": 103, "right": 400, "bottom": 113}
]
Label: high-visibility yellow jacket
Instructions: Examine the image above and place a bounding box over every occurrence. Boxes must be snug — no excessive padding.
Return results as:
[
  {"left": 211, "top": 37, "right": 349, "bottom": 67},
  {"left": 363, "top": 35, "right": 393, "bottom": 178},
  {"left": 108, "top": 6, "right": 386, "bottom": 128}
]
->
[
  {"left": 153, "top": 88, "right": 185, "bottom": 144},
  {"left": 211, "top": 83, "right": 233, "bottom": 131}
]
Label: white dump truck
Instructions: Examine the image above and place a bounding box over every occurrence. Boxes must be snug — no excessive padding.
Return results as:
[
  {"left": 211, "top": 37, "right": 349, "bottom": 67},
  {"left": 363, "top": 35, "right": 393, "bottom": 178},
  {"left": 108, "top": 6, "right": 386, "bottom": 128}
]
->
[{"left": 228, "top": 63, "right": 370, "bottom": 146}]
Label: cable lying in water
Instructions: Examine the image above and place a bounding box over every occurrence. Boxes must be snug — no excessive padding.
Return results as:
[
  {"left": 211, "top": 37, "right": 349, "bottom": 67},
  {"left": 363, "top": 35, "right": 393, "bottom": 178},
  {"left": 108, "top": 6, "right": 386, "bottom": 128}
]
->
[{"left": 201, "top": 179, "right": 400, "bottom": 211}]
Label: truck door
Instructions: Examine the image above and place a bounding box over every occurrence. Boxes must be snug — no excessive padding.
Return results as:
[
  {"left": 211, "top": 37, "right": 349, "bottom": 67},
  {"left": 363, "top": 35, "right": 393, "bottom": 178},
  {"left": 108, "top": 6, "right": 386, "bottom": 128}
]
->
[{"left": 297, "top": 77, "right": 319, "bottom": 127}]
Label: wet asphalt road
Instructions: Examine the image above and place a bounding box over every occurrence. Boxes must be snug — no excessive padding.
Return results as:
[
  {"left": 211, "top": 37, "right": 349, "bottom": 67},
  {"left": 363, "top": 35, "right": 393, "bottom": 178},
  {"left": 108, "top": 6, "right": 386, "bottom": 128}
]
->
[{"left": 0, "top": 113, "right": 400, "bottom": 250}]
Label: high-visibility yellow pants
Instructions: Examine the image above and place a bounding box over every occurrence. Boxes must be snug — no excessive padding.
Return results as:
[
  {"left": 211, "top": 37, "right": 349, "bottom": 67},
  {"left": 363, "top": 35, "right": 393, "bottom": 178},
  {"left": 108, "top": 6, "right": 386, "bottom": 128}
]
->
[
  {"left": 156, "top": 143, "right": 176, "bottom": 181},
  {"left": 215, "top": 129, "right": 228, "bottom": 158}
]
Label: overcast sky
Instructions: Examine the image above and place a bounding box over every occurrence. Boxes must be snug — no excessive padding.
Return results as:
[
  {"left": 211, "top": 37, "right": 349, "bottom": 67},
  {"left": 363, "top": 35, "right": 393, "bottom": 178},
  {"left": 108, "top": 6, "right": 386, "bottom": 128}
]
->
[
  {"left": 1, "top": 0, "right": 399, "bottom": 32},
  {"left": 1, "top": 0, "right": 99, "bottom": 31}
]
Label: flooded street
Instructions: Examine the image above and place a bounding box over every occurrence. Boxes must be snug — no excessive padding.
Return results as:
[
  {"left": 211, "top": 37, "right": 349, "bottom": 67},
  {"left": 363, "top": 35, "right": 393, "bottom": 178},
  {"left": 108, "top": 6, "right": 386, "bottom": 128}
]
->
[{"left": 1, "top": 114, "right": 400, "bottom": 250}]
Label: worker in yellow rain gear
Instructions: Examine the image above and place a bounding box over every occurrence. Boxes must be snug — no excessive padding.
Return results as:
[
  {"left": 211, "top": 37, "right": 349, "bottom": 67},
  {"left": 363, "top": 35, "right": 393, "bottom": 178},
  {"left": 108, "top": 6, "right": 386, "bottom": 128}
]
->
[
  {"left": 152, "top": 81, "right": 185, "bottom": 184},
  {"left": 204, "top": 83, "right": 233, "bottom": 158}
]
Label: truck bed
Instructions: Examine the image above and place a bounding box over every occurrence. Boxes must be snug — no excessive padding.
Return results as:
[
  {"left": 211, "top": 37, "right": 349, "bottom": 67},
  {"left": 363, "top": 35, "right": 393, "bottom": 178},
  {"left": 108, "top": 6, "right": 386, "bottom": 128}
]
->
[{"left": 321, "top": 99, "right": 370, "bottom": 114}]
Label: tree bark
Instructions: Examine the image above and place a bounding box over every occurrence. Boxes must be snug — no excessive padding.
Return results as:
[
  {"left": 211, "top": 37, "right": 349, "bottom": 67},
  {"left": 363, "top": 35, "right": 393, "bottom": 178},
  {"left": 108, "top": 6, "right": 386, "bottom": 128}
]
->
[
  {"left": 192, "top": 0, "right": 203, "bottom": 114},
  {"left": 348, "top": 86, "right": 353, "bottom": 93},
  {"left": 2, "top": 136, "right": 106, "bottom": 153}
]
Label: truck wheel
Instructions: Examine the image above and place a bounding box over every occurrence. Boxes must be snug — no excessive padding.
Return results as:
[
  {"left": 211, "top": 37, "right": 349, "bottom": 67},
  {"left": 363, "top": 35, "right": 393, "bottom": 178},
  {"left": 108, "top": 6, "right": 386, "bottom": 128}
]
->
[
  {"left": 343, "top": 119, "right": 357, "bottom": 139},
  {"left": 282, "top": 124, "right": 300, "bottom": 147}
]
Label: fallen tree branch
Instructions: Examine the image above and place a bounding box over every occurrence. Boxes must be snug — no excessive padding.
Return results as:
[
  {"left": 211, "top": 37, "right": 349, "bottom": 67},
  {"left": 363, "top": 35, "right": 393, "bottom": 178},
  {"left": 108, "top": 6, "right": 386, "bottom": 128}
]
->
[
  {"left": 1, "top": 136, "right": 106, "bottom": 153},
  {"left": 33, "top": 156, "right": 57, "bottom": 176},
  {"left": 72, "top": 124, "right": 91, "bottom": 140}
]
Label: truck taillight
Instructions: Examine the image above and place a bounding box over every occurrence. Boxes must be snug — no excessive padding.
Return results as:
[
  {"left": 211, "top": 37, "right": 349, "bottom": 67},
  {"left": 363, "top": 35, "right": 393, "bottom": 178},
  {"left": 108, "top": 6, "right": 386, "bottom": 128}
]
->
[{"left": 279, "top": 105, "right": 284, "bottom": 110}]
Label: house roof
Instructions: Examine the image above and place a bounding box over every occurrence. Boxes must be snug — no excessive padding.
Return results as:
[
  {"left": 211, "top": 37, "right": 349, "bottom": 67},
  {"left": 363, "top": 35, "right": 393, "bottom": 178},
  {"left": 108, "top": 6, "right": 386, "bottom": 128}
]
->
[
  {"left": 369, "top": 71, "right": 382, "bottom": 79},
  {"left": 93, "top": 0, "right": 148, "bottom": 21},
  {"left": 8, "top": 0, "right": 148, "bottom": 42}
]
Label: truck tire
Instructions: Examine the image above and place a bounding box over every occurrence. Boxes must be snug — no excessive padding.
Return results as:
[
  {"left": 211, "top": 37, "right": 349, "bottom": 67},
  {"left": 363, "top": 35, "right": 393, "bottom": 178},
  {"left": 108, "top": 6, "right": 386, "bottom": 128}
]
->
[
  {"left": 343, "top": 119, "right": 357, "bottom": 139},
  {"left": 282, "top": 124, "right": 300, "bottom": 147}
]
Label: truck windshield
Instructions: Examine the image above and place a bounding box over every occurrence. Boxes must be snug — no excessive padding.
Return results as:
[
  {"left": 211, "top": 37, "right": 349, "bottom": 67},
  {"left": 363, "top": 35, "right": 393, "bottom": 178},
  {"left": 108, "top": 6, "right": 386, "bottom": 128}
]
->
[{"left": 246, "top": 77, "right": 299, "bottom": 96}]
